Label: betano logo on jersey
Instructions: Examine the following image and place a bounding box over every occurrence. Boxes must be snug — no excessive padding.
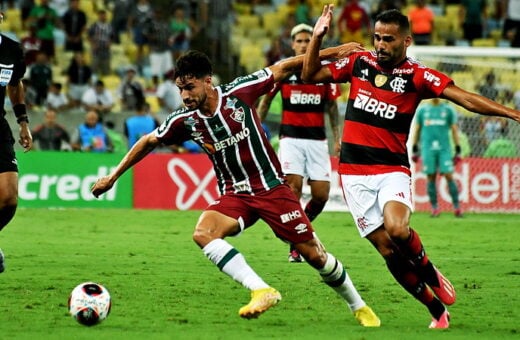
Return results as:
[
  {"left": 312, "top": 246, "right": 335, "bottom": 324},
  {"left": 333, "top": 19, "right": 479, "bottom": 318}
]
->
[
  {"left": 353, "top": 93, "right": 397, "bottom": 119},
  {"left": 213, "top": 128, "right": 250, "bottom": 151},
  {"left": 290, "top": 90, "right": 322, "bottom": 105}
]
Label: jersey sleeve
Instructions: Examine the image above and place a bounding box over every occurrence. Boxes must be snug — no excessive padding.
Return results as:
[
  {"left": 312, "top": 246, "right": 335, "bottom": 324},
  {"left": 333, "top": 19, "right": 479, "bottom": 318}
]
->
[
  {"left": 228, "top": 68, "right": 275, "bottom": 106},
  {"left": 154, "top": 112, "right": 191, "bottom": 146},
  {"left": 10, "top": 43, "right": 26, "bottom": 85},
  {"left": 327, "top": 53, "right": 357, "bottom": 84},
  {"left": 415, "top": 67, "right": 453, "bottom": 98}
]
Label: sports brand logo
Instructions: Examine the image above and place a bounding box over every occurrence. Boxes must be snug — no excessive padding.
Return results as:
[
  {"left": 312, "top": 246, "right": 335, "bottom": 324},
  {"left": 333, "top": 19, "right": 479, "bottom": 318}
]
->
[{"left": 294, "top": 223, "right": 308, "bottom": 234}]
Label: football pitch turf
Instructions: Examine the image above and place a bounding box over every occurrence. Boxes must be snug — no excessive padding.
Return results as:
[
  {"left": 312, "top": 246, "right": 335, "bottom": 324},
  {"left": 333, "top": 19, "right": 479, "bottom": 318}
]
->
[{"left": 0, "top": 208, "right": 518, "bottom": 339}]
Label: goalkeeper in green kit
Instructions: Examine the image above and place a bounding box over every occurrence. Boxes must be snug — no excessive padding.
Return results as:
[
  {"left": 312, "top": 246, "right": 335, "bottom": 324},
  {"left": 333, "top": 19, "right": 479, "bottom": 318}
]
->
[{"left": 411, "top": 98, "right": 462, "bottom": 218}]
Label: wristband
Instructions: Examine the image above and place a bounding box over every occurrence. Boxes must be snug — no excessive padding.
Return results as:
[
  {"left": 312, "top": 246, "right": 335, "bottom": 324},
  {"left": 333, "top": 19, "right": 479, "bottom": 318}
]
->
[
  {"left": 13, "top": 103, "right": 27, "bottom": 117},
  {"left": 13, "top": 104, "right": 29, "bottom": 124},
  {"left": 16, "top": 115, "right": 29, "bottom": 124},
  {"left": 455, "top": 145, "right": 461, "bottom": 155}
]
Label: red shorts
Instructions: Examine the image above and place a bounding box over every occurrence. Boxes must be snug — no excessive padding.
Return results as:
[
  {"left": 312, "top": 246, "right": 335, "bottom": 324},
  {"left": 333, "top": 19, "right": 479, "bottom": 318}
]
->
[{"left": 205, "top": 184, "right": 315, "bottom": 244}]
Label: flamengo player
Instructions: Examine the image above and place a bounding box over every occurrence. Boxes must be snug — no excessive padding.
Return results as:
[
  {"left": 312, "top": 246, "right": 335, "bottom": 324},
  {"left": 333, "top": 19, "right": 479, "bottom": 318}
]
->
[
  {"left": 92, "top": 49, "right": 381, "bottom": 326},
  {"left": 257, "top": 23, "right": 341, "bottom": 263},
  {"left": 302, "top": 5, "right": 520, "bottom": 328}
]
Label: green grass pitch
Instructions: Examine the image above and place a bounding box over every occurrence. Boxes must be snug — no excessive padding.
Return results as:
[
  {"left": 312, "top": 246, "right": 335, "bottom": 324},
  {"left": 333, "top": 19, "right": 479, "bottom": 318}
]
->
[{"left": 0, "top": 208, "right": 518, "bottom": 339}]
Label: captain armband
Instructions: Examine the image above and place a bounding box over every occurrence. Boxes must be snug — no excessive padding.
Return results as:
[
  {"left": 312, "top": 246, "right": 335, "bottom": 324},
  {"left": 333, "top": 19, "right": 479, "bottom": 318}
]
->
[{"left": 13, "top": 104, "right": 29, "bottom": 124}]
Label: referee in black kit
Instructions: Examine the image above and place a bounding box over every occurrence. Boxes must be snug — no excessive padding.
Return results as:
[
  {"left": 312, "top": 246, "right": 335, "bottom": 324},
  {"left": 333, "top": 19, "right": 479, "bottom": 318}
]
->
[{"left": 0, "top": 11, "right": 33, "bottom": 273}]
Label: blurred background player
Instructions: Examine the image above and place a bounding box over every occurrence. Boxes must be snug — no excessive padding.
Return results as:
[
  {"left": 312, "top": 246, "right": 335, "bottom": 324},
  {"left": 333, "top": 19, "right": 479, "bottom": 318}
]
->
[
  {"left": 411, "top": 98, "right": 463, "bottom": 217},
  {"left": 0, "top": 12, "right": 33, "bottom": 272},
  {"left": 257, "top": 23, "right": 341, "bottom": 263}
]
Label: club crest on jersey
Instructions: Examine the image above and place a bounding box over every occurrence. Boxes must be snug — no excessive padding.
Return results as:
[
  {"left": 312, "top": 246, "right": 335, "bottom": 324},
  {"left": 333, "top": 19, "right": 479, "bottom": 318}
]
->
[
  {"left": 374, "top": 74, "right": 387, "bottom": 87},
  {"left": 0, "top": 68, "right": 13, "bottom": 86},
  {"left": 389, "top": 77, "right": 407, "bottom": 93},
  {"left": 184, "top": 116, "right": 197, "bottom": 128},
  {"left": 224, "top": 97, "right": 246, "bottom": 123}
]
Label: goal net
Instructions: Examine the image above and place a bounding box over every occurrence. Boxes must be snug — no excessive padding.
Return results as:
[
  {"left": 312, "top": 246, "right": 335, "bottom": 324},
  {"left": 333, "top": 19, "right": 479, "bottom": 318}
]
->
[{"left": 407, "top": 46, "right": 520, "bottom": 213}]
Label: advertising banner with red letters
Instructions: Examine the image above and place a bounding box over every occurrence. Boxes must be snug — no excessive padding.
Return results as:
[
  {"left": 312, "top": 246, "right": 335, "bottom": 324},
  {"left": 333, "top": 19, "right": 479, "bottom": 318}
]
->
[{"left": 133, "top": 154, "right": 520, "bottom": 213}]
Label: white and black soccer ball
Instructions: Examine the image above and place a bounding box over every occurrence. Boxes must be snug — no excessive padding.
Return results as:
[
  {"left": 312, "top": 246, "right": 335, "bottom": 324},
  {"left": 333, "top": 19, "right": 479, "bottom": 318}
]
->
[{"left": 68, "top": 282, "right": 111, "bottom": 326}]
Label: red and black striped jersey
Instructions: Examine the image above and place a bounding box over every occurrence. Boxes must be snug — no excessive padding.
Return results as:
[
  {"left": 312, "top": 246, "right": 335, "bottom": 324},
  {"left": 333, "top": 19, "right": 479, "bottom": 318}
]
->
[
  {"left": 155, "top": 68, "right": 285, "bottom": 195},
  {"left": 267, "top": 73, "right": 340, "bottom": 140},
  {"left": 327, "top": 51, "right": 453, "bottom": 175}
]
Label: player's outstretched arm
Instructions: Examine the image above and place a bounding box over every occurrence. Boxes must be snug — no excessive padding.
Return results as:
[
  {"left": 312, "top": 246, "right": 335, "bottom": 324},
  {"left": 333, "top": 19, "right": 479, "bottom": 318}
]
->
[
  {"left": 302, "top": 4, "right": 337, "bottom": 84},
  {"left": 91, "top": 132, "right": 160, "bottom": 198},
  {"left": 442, "top": 84, "right": 520, "bottom": 123}
]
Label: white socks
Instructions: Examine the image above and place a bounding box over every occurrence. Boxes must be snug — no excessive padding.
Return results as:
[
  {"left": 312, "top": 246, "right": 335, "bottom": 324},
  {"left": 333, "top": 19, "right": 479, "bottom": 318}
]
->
[
  {"left": 203, "top": 238, "right": 269, "bottom": 291},
  {"left": 319, "top": 253, "right": 365, "bottom": 311}
]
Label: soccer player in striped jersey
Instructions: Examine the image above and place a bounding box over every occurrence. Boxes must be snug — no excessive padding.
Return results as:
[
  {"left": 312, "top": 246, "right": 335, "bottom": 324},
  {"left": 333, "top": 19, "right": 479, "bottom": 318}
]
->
[
  {"left": 302, "top": 5, "right": 520, "bottom": 329},
  {"left": 258, "top": 23, "right": 341, "bottom": 263},
  {"left": 0, "top": 12, "right": 33, "bottom": 273},
  {"left": 91, "top": 48, "right": 381, "bottom": 326}
]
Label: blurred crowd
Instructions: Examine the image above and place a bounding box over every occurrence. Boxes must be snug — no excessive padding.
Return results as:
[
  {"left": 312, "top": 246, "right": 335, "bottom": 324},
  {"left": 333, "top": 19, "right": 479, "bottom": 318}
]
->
[{"left": 0, "top": 0, "right": 518, "bottom": 156}]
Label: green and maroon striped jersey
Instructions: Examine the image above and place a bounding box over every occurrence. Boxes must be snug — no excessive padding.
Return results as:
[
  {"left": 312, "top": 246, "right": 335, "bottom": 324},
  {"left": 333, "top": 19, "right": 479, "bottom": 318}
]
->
[{"left": 156, "top": 69, "right": 285, "bottom": 195}]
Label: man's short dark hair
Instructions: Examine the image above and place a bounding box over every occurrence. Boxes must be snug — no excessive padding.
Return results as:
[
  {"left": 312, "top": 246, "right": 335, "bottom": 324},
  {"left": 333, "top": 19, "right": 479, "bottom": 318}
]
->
[
  {"left": 375, "top": 9, "right": 410, "bottom": 34},
  {"left": 174, "top": 50, "right": 212, "bottom": 81}
]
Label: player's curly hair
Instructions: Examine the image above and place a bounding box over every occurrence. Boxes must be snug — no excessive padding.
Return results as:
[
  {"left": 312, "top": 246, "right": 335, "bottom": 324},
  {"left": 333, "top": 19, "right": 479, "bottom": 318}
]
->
[{"left": 174, "top": 50, "right": 213, "bottom": 81}]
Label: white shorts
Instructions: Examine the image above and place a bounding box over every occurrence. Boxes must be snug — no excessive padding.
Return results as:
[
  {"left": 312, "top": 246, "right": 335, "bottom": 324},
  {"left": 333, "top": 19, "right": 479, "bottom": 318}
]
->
[
  {"left": 340, "top": 172, "right": 413, "bottom": 238},
  {"left": 278, "top": 137, "right": 331, "bottom": 181}
]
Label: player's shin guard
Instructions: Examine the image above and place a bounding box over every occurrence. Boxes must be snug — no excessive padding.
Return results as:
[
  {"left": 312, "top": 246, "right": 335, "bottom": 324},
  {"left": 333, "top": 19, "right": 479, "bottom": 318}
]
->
[
  {"left": 396, "top": 229, "right": 439, "bottom": 287},
  {"left": 319, "top": 253, "right": 365, "bottom": 311},
  {"left": 385, "top": 251, "right": 435, "bottom": 305},
  {"left": 203, "top": 238, "right": 269, "bottom": 290}
]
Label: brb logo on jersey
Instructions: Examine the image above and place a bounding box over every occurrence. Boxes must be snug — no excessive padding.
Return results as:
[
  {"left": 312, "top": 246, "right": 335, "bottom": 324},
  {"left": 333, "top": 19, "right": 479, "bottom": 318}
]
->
[
  {"left": 353, "top": 93, "right": 397, "bottom": 119},
  {"left": 290, "top": 90, "right": 322, "bottom": 105}
]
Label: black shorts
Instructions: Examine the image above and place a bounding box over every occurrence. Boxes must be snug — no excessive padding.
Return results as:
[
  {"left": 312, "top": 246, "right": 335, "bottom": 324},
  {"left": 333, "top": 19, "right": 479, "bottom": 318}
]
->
[{"left": 0, "top": 116, "right": 17, "bottom": 173}]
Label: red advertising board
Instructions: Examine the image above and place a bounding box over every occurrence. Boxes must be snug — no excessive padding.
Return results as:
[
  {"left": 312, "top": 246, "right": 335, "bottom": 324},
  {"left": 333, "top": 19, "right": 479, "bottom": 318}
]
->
[
  {"left": 412, "top": 157, "right": 520, "bottom": 213},
  {"left": 134, "top": 153, "right": 219, "bottom": 210},
  {"left": 134, "top": 154, "right": 520, "bottom": 213}
]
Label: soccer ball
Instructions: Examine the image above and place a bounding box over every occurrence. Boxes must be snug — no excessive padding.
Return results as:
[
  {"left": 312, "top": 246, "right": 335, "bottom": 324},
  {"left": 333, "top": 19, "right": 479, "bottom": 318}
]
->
[{"left": 68, "top": 282, "right": 111, "bottom": 326}]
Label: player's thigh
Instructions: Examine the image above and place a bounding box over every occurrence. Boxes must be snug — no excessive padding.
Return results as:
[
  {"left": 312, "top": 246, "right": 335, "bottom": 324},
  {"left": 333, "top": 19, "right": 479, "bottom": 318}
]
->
[
  {"left": 0, "top": 172, "right": 18, "bottom": 205},
  {"left": 305, "top": 140, "right": 331, "bottom": 181},
  {"left": 278, "top": 138, "right": 305, "bottom": 176},
  {"left": 201, "top": 195, "right": 259, "bottom": 239},
  {"left": 438, "top": 150, "right": 454, "bottom": 174},
  {"left": 422, "top": 150, "right": 438, "bottom": 175},
  {"left": 378, "top": 172, "right": 413, "bottom": 234},
  {"left": 340, "top": 174, "right": 384, "bottom": 238}
]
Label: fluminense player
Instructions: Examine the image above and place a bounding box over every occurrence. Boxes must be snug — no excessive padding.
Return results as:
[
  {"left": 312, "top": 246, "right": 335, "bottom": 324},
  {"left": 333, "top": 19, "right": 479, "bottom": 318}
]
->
[
  {"left": 257, "top": 23, "right": 341, "bottom": 263},
  {"left": 302, "top": 5, "right": 520, "bottom": 329},
  {"left": 92, "top": 48, "right": 380, "bottom": 326}
]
